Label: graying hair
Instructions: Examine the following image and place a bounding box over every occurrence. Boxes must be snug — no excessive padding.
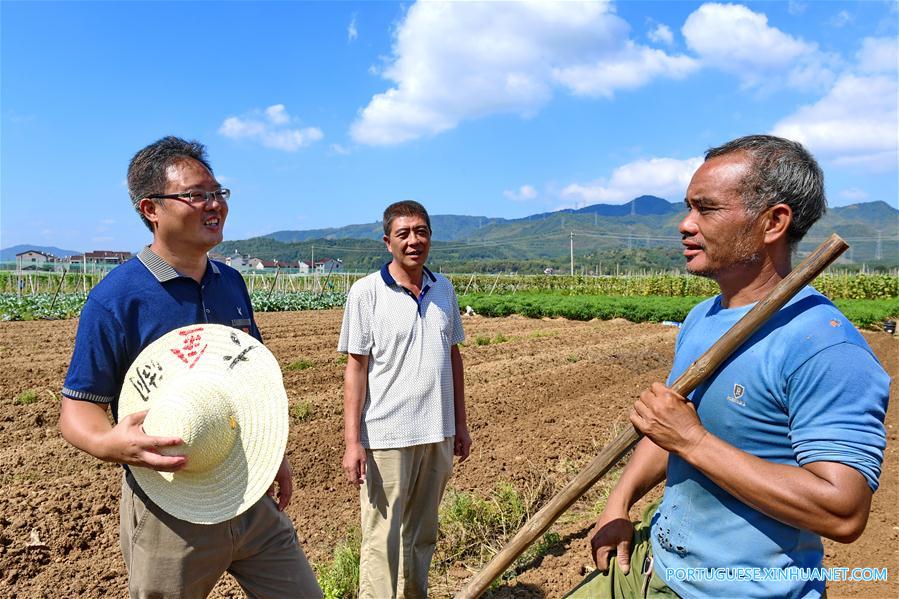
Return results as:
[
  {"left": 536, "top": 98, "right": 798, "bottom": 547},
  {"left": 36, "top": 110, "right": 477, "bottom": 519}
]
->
[
  {"left": 706, "top": 135, "right": 826, "bottom": 246},
  {"left": 127, "top": 136, "right": 214, "bottom": 232}
]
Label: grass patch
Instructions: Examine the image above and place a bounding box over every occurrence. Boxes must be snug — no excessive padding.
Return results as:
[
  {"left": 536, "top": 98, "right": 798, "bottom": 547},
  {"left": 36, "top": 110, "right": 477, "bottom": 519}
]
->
[
  {"left": 292, "top": 400, "right": 313, "bottom": 422},
  {"left": 436, "top": 479, "right": 558, "bottom": 586},
  {"left": 566, "top": 354, "right": 580, "bottom": 363},
  {"left": 15, "top": 389, "right": 38, "bottom": 405},
  {"left": 336, "top": 354, "right": 348, "bottom": 365},
  {"left": 286, "top": 359, "right": 314, "bottom": 371},
  {"left": 530, "top": 330, "right": 558, "bottom": 338},
  {"left": 316, "top": 528, "right": 361, "bottom": 599},
  {"left": 474, "top": 333, "right": 510, "bottom": 346},
  {"left": 590, "top": 464, "right": 626, "bottom": 516}
]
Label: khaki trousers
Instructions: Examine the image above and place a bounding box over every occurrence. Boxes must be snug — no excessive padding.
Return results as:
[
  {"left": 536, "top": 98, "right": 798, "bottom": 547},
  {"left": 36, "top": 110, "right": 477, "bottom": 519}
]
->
[
  {"left": 359, "top": 438, "right": 454, "bottom": 599},
  {"left": 120, "top": 477, "right": 322, "bottom": 599}
]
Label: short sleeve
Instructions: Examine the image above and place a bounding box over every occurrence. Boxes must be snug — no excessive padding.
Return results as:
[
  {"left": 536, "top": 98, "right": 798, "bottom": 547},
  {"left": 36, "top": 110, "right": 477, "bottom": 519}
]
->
[
  {"left": 787, "top": 343, "right": 889, "bottom": 491},
  {"left": 338, "top": 282, "right": 373, "bottom": 355},
  {"left": 62, "top": 297, "right": 126, "bottom": 404},
  {"left": 449, "top": 285, "right": 465, "bottom": 346}
]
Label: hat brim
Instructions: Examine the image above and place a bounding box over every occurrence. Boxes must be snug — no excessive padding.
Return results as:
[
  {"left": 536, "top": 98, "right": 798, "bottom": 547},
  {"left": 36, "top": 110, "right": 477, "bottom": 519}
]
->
[{"left": 118, "top": 324, "right": 289, "bottom": 524}]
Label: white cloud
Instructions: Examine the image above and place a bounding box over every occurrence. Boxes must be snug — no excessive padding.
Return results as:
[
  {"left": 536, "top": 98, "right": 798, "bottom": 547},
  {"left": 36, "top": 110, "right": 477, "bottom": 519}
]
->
[
  {"left": 683, "top": 4, "right": 813, "bottom": 69},
  {"left": 561, "top": 156, "right": 703, "bottom": 205},
  {"left": 330, "top": 143, "right": 351, "bottom": 155},
  {"left": 219, "top": 104, "right": 323, "bottom": 151},
  {"left": 647, "top": 24, "right": 674, "bottom": 46},
  {"left": 265, "top": 104, "right": 290, "bottom": 125},
  {"left": 351, "top": 1, "right": 696, "bottom": 145},
  {"left": 348, "top": 14, "right": 358, "bottom": 42},
  {"left": 8, "top": 111, "right": 37, "bottom": 124},
  {"left": 503, "top": 184, "right": 538, "bottom": 202},
  {"left": 787, "top": 1, "right": 807, "bottom": 16},
  {"left": 553, "top": 42, "right": 698, "bottom": 98},
  {"left": 839, "top": 188, "right": 869, "bottom": 202},
  {"left": 829, "top": 10, "right": 854, "bottom": 28},
  {"left": 682, "top": 3, "right": 829, "bottom": 90},
  {"left": 771, "top": 73, "right": 898, "bottom": 172},
  {"left": 770, "top": 34, "right": 897, "bottom": 173},
  {"left": 856, "top": 37, "right": 898, "bottom": 74}
]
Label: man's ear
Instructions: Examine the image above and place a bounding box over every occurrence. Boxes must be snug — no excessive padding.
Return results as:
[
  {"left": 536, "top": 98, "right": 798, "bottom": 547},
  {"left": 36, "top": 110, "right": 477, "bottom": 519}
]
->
[
  {"left": 383, "top": 234, "right": 390, "bottom": 251},
  {"left": 139, "top": 198, "right": 161, "bottom": 230},
  {"left": 764, "top": 203, "right": 792, "bottom": 245}
]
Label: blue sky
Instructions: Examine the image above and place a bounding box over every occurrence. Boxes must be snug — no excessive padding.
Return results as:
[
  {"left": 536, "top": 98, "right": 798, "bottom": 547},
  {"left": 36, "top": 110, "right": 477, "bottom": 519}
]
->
[{"left": 2, "top": 1, "right": 896, "bottom": 252}]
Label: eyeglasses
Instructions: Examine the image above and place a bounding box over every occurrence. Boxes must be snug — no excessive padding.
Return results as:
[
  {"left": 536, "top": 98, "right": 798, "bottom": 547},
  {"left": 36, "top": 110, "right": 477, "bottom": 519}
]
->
[{"left": 145, "top": 188, "right": 231, "bottom": 207}]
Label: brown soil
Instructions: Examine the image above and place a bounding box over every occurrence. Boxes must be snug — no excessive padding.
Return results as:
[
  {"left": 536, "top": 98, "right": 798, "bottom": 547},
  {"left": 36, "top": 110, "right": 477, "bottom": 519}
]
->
[{"left": 0, "top": 311, "right": 895, "bottom": 598}]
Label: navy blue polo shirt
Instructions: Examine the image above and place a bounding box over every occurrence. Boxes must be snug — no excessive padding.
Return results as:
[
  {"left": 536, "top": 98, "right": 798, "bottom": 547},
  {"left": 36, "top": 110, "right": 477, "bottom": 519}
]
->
[{"left": 62, "top": 247, "right": 260, "bottom": 420}]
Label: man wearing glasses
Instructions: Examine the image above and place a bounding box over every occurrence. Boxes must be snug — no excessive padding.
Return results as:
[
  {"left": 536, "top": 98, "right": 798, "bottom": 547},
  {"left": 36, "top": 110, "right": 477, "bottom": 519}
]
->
[{"left": 59, "top": 136, "right": 322, "bottom": 597}]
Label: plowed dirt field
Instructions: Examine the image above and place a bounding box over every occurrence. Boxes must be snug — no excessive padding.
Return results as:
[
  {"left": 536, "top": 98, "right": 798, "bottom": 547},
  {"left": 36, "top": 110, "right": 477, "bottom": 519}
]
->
[{"left": 0, "top": 311, "right": 895, "bottom": 598}]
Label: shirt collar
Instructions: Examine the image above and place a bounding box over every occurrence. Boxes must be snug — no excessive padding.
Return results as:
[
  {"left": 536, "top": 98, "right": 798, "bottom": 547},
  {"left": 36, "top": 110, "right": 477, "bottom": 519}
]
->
[
  {"left": 379, "top": 261, "right": 436, "bottom": 287},
  {"left": 138, "top": 246, "right": 220, "bottom": 283}
]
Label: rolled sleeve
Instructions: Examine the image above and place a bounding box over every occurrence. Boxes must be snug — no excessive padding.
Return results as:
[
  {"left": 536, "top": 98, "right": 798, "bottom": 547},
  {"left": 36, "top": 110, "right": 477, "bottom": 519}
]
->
[{"left": 787, "top": 343, "right": 889, "bottom": 491}]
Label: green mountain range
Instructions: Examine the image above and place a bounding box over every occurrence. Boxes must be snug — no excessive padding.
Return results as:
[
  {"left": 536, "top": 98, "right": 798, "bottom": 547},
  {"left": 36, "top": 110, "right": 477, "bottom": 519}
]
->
[{"left": 216, "top": 197, "right": 898, "bottom": 274}]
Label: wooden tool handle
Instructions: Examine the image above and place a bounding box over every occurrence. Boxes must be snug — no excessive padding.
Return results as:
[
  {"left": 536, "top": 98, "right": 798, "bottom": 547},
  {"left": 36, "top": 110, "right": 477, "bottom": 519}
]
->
[{"left": 456, "top": 234, "right": 848, "bottom": 598}]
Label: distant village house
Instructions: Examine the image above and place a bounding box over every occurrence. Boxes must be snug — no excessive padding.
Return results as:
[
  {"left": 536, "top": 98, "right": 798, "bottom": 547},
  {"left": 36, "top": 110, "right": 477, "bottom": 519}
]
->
[
  {"left": 15, "top": 250, "right": 58, "bottom": 270},
  {"left": 68, "top": 251, "right": 133, "bottom": 268}
]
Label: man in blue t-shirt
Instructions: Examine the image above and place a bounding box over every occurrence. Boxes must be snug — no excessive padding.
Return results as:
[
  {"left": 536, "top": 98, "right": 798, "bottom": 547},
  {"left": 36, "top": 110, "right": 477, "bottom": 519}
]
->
[
  {"left": 569, "top": 135, "right": 889, "bottom": 599},
  {"left": 59, "top": 136, "right": 322, "bottom": 598}
]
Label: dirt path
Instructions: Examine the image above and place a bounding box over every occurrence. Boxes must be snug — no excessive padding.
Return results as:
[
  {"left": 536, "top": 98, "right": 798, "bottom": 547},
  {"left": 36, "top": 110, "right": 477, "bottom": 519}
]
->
[{"left": 0, "top": 312, "right": 895, "bottom": 598}]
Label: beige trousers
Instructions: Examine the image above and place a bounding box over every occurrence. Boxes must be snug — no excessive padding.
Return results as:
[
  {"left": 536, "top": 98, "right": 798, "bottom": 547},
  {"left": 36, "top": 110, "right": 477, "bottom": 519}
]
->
[
  {"left": 359, "top": 438, "right": 454, "bottom": 599},
  {"left": 120, "top": 477, "right": 322, "bottom": 599}
]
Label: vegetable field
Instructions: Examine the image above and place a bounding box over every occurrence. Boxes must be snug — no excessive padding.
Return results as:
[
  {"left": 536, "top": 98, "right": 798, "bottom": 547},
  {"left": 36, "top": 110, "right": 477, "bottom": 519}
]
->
[
  {"left": 2, "top": 272, "right": 896, "bottom": 325},
  {"left": 1, "top": 311, "right": 895, "bottom": 598}
]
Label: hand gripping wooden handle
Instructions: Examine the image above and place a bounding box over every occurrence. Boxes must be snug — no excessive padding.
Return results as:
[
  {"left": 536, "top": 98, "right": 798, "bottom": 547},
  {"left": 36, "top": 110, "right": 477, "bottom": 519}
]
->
[{"left": 456, "top": 234, "right": 849, "bottom": 598}]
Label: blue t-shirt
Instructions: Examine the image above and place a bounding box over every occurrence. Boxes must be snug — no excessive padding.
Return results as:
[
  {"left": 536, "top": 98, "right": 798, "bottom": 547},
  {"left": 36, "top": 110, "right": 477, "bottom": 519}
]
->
[
  {"left": 651, "top": 286, "right": 889, "bottom": 599},
  {"left": 62, "top": 247, "right": 260, "bottom": 420}
]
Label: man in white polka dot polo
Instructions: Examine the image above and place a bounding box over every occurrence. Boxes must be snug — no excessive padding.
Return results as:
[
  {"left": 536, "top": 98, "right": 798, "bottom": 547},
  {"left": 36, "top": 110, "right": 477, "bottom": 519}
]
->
[{"left": 339, "top": 200, "right": 471, "bottom": 598}]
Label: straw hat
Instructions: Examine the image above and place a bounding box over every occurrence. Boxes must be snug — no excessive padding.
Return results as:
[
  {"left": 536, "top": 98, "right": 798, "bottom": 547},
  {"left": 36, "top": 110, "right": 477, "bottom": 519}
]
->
[{"left": 118, "top": 324, "right": 289, "bottom": 524}]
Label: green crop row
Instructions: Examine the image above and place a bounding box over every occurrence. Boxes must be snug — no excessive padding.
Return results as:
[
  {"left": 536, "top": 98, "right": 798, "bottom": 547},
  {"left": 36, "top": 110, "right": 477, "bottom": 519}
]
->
[
  {"left": 3, "top": 287, "right": 896, "bottom": 327},
  {"left": 249, "top": 291, "right": 347, "bottom": 312},
  {"left": 832, "top": 298, "right": 899, "bottom": 327},
  {"left": 2, "top": 271, "right": 892, "bottom": 307},
  {"left": 459, "top": 292, "right": 899, "bottom": 328},
  {"left": 448, "top": 273, "right": 898, "bottom": 300},
  {"left": 459, "top": 293, "right": 702, "bottom": 323},
  {"left": 0, "top": 293, "right": 88, "bottom": 321},
  {"left": 0, "top": 291, "right": 348, "bottom": 321}
]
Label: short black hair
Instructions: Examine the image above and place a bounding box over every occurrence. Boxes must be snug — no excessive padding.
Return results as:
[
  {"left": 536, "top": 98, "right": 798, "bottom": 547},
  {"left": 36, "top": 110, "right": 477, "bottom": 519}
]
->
[
  {"left": 127, "top": 136, "right": 214, "bottom": 231},
  {"left": 383, "top": 200, "right": 431, "bottom": 236}
]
